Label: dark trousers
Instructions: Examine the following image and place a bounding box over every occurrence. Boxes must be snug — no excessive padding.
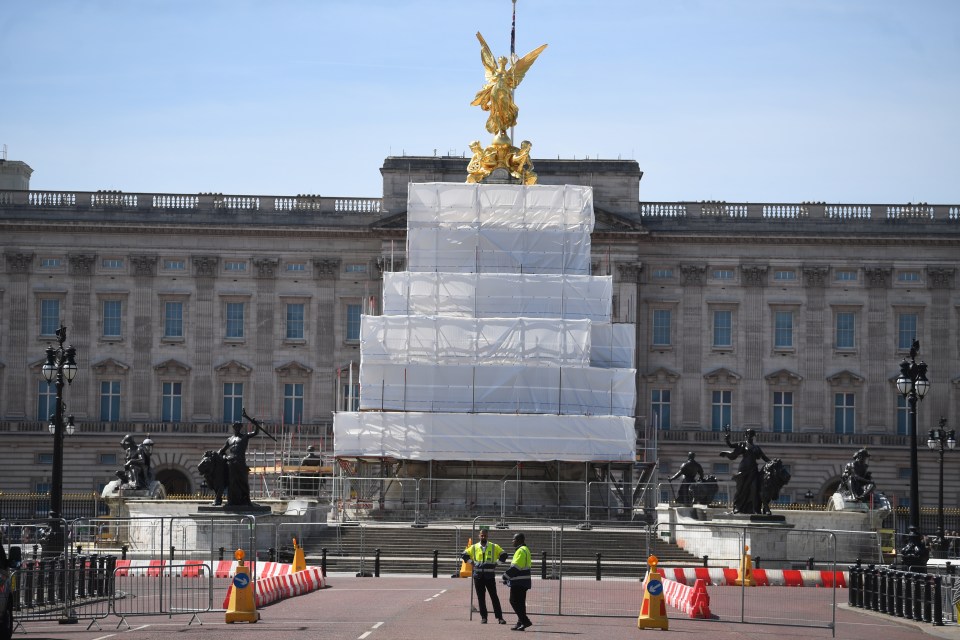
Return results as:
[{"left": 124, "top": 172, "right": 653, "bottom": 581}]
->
[
  {"left": 509, "top": 586, "right": 531, "bottom": 626},
  {"left": 473, "top": 574, "right": 502, "bottom": 620}
]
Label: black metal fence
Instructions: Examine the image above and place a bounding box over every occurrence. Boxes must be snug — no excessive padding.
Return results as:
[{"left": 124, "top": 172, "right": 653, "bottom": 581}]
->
[{"left": 847, "top": 560, "right": 953, "bottom": 626}]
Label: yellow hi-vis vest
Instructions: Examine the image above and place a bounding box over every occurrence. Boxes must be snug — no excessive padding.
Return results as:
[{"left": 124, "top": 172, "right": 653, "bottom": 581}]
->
[
  {"left": 466, "top": 542, "right": 503, "bottom": 575},
  {"left": 505, "top": 545, "right": 532, "bottom": 589}
]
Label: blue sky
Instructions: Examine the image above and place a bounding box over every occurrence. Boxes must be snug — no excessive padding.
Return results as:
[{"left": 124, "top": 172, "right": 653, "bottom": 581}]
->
[{"left": 3, "top": 0, "right": 958, "bottom": 204}]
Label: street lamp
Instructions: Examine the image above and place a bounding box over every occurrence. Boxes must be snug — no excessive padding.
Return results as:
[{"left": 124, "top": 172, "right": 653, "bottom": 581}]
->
[
  {"left": 895, "top": 339, "right": 929, "bottom": 569},
  {"left": 927, "top": 417, "right": 956, "bottom": 556},
  {"left": 41, "top": 325, "right": 78, "bottom": 557}
]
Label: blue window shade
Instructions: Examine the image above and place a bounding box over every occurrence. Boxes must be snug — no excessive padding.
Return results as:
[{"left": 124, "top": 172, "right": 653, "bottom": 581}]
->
[
  {"left": 164, "top": 302, "right": 183, "bottom": 338},
  {"left": 346, "top": 304, "right": 361, "bottom": 342},
  {"left": 774, "top": 311, "right": 793, "bottom": 348},
  {"left": 223, "top": 382, "right": 243, "bottom": 422},
  {"left": 896, "top": 395, "right": 908, "bottom": 436},
  {"left": 40, "top": 299, "right": 60, "bottom": 335},
  {"left": 100, "top": 381, "right": 121, "bottom": 422},
  {"left": 711, "top": 390, "right": 731, "bottom": 431},
  {"left": 651, "top": 389, "right": 671, "bottom": 430},
  {"left": 898, "top": 313, "right": 917, "bottom": 350},
  {"left": 713, "top": 310, "right": 732, "bottom": 347},
  {"left": 286, "top": 303, "right": 305, "bottom": 339},
  {"left": 226, "top": 302, "right": 244, "bottom": 338},
  {"left": 162, "top": 381, "right": 182, "bottom": 422},
  {"left": 834, "top": 393, "right": 855, "bottom": 434},
  {"left": 652, "top": 309, "right": 671, "bottom": 346},
  {"left": 773, "top": 391, "right": 793, "bottom": 433},
  {"left": 37, "top": 380, "right": 56, "bottom": 422},
  {"left": 103, "top": 300, "right": 122, "bottom": 337},
  {"left": 284, "top": 383, "right": 304, "bottom": 424},
  {"left": 836, "top": 312, "right": 855, "bottom": 349}
]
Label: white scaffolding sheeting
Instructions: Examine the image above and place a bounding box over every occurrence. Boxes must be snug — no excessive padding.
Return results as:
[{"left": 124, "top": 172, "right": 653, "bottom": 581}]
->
[
  {"left": 358, "top": 363, "right": 637, "bottom": 416},
  {"left": 360, "top": 315, "right": 592, "bottom": 366},
  {"left": 382, "top": 272, "right": 612, "bottom": 321},
  {"left": 590, "top": 323, "right": 636, "bottom": 369},
  {"left": 406, "top": 183, "right": 594, "bottom": 275},
  {"left": 334, "top": 412, "right": 636, "bottom": 462}
]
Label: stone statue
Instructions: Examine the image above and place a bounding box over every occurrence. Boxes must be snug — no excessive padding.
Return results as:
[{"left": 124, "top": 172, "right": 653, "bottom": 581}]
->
[
  {"left": 471, "top": 32, "right": 547, "bottom": 139},
  {"left": 668, "top": 452, "right": 704, "bottom": 506},
  {"left": 840, "top": 448, "right": 875, "bottom": 502},
  {"left": 116, "top": 434, "right": 153, "bottom": 490},
  {"left": 211, "top": 408, "right": 276, "bottom": 508},
  {"left": 719, "top": 426, "right": 770, "bottom": 514},
  {"left": 759, "top": 458, "right": 791, "bottom": 515},
  {"left": 300, "top": 445, "right": 322, "bottom": 467},
  {"left": 692, "top": 475, "right": 720, "bottom": 506}
]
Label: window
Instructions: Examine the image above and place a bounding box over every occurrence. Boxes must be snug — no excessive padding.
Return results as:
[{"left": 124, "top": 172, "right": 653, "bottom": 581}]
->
[
  {"left": 162, "top": 382, "right": 182, "bottom": 422},
  {"left": 834, "top": 392, "right": 855, "bottom": 434},
  {"left": 100, "top": 381, "right": 121, "bottom": 422},
  {"left": 835, "top": 270, "right": 858, "bottom": 282},
  {"left": 99, "top": 453, "right": 118, "bottom": 465},
  {"left": 652, "top": 309, "right": 671, "bottom": 346},
  {"left": 342, "top": 382, "right": 360, "bottom": 411},
  {"left": 345, "top": 263, "right": 367, "bottom": 273},
  {"left": 774, "top": 270, "right": 796, "bottom": 281},
  {"left": 897, "top": 271, "right": 920, "bottom": 283},
  {"left": 653, "top": 269, "right": 673, "bottom": 279},
  {"left": 102, "top": 300, "right": 122, "bottom": 338},
  {"left": 226, "top": 302, "right": 245, "bottom": 339},
  {"left": 774, "top": 311, "right": 794, "bottom": 349},
  {"left": 773, "top": 391, "right": 793, "bottom": 433},
  {"left": 835, "top": 312, "right": 855, "bottom": 349},
  {"left": 34, "top": 481, "right": 51, "bottom": 494},
  {"left": 713, "top": 310, "right": 732, "bottom": 348},
  {"left": 897, "top": 312, "right": 917, "bottom": 350},
  {"left": 223, "top": 382, "right": 243, "bottom": 422},
  {"left": 651, "top": 389, "right": 671, "bottom": 430},
  {"left": 346, "top": 304, "right": 362, "bottom": 342},
  {"left": 40, "top": 258, "right": 62, "bottom": 268},
  {"left": 286, "top": 303, "right": 305, "bottom": 340},
  {"left": 163, "top": 259, "right": 185, "bottom": 271},
  {"left": 164, "top": 302, "right": 184, "bottom": 338},
  {"left": 896, "top": 395, "right": 908, "bottom": 436},
  {"left": 712, "top": 269, "right": 734, "bottom": 280},
  {"left": 286, "top": 262, "right": 306, "bottom": 272},
  {"left": 102, "top": 258, "right": 124, "bottom": 269},
  {"left": 897, "top": 468, "right": 911, "bottom": 481},
  {"left": 225, "top": 261, "right": 247, "bottom": 272},
  {"left": 37, "top": 453, "right": 53, "bottom": 464},
  {"left": 37, "top": 380, "right": 56, "bottom": 421},
  {"left": 40, "top": 299, "right": 60, "bottom": 336},
  {"left": 713, "top": 463, "right": 729, "bottom": 475},
  {"left": 283, "top": 383, "right": 304, "bottom": 424},
  {"left": 711, "top": 390, "right": 732, "bottom": 431}
]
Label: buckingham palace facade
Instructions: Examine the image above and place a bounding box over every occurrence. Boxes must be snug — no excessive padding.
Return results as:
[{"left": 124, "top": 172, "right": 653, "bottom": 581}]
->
[{"left": 0, "top": 156, "right": 958, "bottom": 510}]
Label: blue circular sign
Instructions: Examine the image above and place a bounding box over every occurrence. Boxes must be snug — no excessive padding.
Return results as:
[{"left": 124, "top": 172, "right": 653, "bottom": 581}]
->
[
  {"left": 647, "top": 579, "right": 663, "bottom": 596},
  {"left": 233, "top": 572, "right": 250, "bottom": 589}
]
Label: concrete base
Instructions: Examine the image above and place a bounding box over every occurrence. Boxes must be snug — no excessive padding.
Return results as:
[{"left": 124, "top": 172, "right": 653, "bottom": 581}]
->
[{"left": 197, "top": 503, "right": 271, "bottom": 514}]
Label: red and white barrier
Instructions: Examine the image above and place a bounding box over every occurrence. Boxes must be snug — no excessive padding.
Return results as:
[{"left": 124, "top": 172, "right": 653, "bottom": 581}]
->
[
  {"left": 221, "top": 566, "right": 326, "bottom": 608},
  {"left": 662, "top": 567, "right": 847, "bottom": 588},
  {"left": 663, "top": 578, "right": 712, "bottom": 619}
]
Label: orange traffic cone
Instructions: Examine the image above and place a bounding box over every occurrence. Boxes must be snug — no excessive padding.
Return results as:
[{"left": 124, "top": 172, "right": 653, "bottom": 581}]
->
[
  {"left": 459, "top": 538, "right": 473, "bottom": 578},
  {"left": 637, "top": 555, "right": 668, "bottom": 630},
  {"left": 734, "top": 545, "right": 755, "bottom": 587}
]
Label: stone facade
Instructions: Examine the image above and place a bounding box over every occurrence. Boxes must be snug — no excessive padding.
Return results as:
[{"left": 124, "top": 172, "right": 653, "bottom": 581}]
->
[{"left": 0, "top": 157, "right": 958, "bottom": 514}]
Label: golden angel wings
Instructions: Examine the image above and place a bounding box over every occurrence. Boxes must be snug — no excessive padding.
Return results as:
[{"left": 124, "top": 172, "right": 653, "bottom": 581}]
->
[{"left": 471, "top": 32, "right": 547, "bottom": 137}]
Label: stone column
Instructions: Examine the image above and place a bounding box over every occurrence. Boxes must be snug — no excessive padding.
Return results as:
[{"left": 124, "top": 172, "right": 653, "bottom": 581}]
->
[
  {"left": 2, "top": 252, "right": 33, "bottom": 419},
  {"left": 617, "top": 262, "right": 642, "bottom": 440},
  {"left": 864, "top": 267, "right": 892, "bottom": 432},
  {"left": 253, "top": 258, "right": 279, "bottom": 419},
  {"left": 679, "top": 264, "right": 705, "bottom": 428},
  {"left": 191, "top": 256, "right": 218, "bottom": 421},
  {"left": 67, "top": 253, "right": 96, "bottom": 419},
  {"left": 129, "top": 256, "right": 157, "bottom": 419},
  {"left": 313, "top": 258, "right": 340, "bottom": 418},
  {"left": 926, "top": 267, "right": 956, "bottom": 421},
  {"left": 741, "top": 265, "right": 768, "bottom": 429},
  {"left": 801, "top": 266, "right": 829, "bottom": 431}
]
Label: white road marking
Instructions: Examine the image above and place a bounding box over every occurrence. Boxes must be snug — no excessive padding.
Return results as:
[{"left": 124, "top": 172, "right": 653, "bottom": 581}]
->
[
  {"left": 372, "top": 622, "right": 384, "bottom": 628},
  {"left": 358, "top": 632, "right": 372, "bottom": 639},
  {"left": 91, "top": 635, "right": 117, "bottom": 640}
]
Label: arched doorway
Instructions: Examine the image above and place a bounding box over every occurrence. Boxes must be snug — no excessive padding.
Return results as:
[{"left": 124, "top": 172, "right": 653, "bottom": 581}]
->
[{"left": 155, "top": 468, "right": 191, "bottom": 495}]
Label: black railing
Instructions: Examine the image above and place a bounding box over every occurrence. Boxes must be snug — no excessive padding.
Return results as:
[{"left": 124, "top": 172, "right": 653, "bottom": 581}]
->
[{"left": 848, "top": 560, "right": 946, "bottom": 626}]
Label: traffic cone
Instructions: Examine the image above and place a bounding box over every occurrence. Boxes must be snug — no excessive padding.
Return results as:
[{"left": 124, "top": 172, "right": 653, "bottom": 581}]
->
[
  {"left": 734, "top": 545, "right": 755, "bottom": 587},
  {"left": 637, "top": 555, "right": 668, "bottom": 630},
  {"left": 689, "top": 578, "right": 712, "bottom": 619},
  {"left": 225, "top": 550, "right": 259, "bottom": 623},
  {"left": 459, "top": 538, "right": 473, "bottom": 578},
  {"left": 292, "top": 537, "right": 306, "bottom": 573}
]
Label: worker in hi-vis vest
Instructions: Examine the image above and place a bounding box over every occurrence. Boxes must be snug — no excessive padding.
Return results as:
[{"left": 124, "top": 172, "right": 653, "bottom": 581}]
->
[
  {"left": 461, "top": 527, "right": 508, "bottom": 624},
  {"left": 502, "top": 532, "right": 533, "bottom": 631}
]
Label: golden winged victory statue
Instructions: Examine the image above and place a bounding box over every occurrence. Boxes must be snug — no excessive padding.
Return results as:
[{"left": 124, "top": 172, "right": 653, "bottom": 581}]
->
[{"left": 467, "top": 32, "right": 547, "bottom": 185}]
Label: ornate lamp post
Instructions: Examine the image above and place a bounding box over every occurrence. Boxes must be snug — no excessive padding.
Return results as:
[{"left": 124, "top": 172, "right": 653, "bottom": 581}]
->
[
  {"left": 895, "top": 340, "right": 929, "bottom": 569},
  {"left": 41, "top": 325, "right": 78, "bottom": 557},
  {"left": 926, "top": 417, "right": 956, "bottom": 556}
]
